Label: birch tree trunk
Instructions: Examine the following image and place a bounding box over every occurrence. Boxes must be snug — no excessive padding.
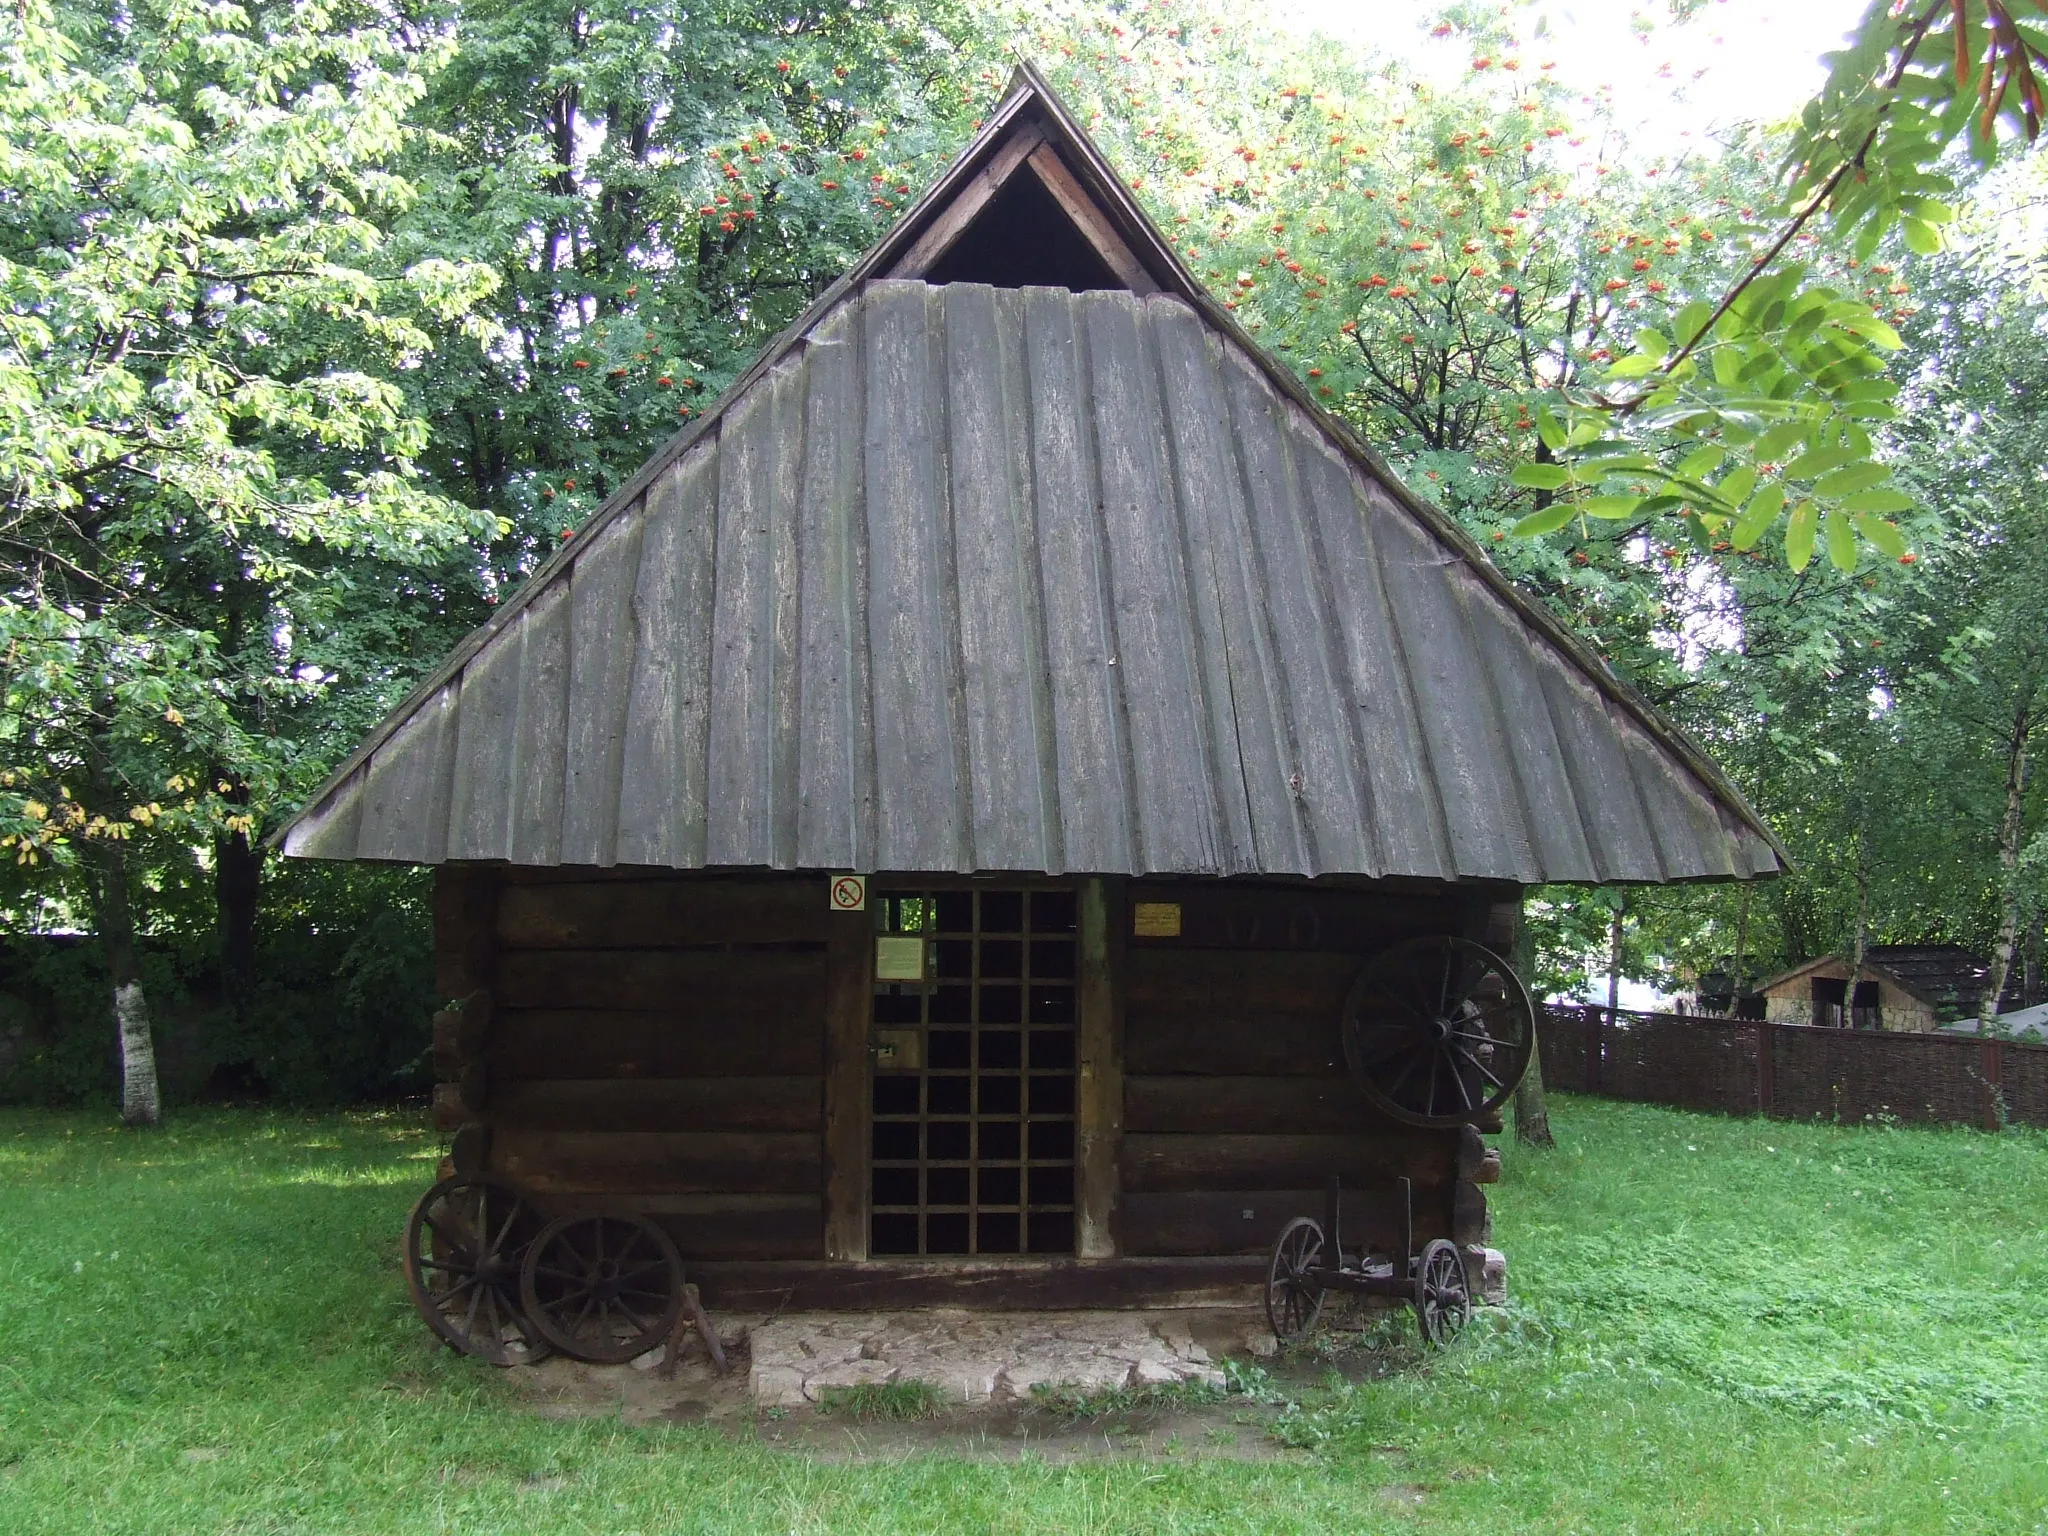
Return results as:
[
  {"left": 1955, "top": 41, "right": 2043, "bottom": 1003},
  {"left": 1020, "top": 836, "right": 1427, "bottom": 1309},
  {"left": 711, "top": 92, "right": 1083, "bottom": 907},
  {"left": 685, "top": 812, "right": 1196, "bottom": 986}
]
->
[
  {"left": 1982, "top": 695, "right": 2033, "bottom": 1028},
  {"left": 90, "top": 835, "right": 160, "bottom": 1127},
  {"left": 1510, "top": 901, "right": 1554, "bottom": 1148},
  {"left": 1732, "top": 884, "right": 1752, "bottom": 1017},
  {"left": 1606, "top": 899, "right": 1625, "bottom": 1023},
  {"left": 1845, "top": 833, "right": 1870, "bottom": 1029}
]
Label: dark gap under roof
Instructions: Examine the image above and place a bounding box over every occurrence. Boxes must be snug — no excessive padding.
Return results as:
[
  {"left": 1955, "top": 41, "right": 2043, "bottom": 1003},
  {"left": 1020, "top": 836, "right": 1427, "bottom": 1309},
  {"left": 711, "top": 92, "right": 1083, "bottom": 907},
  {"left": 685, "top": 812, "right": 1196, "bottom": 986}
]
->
[{"left": 924, "top": 163, "right": 1125, "bottom": 291}]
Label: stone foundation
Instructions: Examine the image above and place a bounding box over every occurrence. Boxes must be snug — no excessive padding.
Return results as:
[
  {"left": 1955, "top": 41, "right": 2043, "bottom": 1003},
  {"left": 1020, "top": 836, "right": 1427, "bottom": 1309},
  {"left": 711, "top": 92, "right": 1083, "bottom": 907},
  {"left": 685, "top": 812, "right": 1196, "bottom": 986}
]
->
[{"left": 744, "top": 1308, "right": 1276, "bottom": 1409}]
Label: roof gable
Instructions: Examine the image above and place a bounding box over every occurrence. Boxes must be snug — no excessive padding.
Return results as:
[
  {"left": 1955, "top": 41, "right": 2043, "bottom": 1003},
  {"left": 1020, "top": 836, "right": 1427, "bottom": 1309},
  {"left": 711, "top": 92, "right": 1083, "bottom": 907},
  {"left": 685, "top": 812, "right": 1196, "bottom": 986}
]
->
[
  {"left": 275, "top": 67, "right": 1784, "bottom": 883},
  {"left": 1756, "top": 955, "right": 1939, "bottom": 1009}
]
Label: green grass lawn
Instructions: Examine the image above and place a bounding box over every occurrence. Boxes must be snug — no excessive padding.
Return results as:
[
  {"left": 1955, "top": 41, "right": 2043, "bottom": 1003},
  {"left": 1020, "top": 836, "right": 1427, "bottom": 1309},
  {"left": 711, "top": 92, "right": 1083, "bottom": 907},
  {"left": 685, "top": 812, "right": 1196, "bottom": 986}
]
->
[{"left": 1, "top": 1095, "right": 2043, "bottom": 1535}]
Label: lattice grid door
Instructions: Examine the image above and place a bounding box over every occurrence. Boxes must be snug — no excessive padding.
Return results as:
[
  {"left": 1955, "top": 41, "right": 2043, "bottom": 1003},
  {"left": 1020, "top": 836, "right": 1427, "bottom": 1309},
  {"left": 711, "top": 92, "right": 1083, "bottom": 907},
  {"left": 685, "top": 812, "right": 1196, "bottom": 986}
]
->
[{"left": 868, "top": 888, "right": 1078, "bottom": 1256}]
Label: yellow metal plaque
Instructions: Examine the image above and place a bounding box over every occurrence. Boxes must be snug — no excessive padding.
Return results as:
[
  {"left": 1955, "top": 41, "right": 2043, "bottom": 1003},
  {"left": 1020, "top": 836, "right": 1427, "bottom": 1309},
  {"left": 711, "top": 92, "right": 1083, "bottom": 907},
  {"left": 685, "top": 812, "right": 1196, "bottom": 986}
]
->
[
  {"left": 875, "top": 935, "right": 926, "bottom": 980},
  {"left": 1133, "top": 901, "right": 1182, "bottom": 938}
]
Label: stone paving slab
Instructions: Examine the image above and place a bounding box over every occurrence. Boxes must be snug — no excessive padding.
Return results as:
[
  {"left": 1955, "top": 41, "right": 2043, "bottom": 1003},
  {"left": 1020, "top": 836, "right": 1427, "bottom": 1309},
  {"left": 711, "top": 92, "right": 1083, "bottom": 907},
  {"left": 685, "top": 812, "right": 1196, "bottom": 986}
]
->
[{"left": 745, "top": 1308, "right": 1276, "bottom": 1408}]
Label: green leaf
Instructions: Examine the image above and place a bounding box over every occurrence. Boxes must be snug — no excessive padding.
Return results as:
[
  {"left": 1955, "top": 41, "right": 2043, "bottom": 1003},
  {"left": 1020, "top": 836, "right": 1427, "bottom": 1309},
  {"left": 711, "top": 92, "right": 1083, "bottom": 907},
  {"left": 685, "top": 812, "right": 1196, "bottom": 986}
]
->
[
  {"left": 1511, "top": 462, "right": 1571, "bottom": 490},
  {"left": 1580, "top": 495, "right": 1644, "bottom": 521},
  {"left": 1608, "top": 353, "right": 1663, "bottom": 379},
  {"left": 1824, "top": 506, "right": 1858, "bottom": 571},
  {"left": 1814, "top": 463, "right": 1890, "bottom": 498},
  {"left": 1838, "top": 314, "right": 1904, "bottom": 351},
  {"left": 1902, "top": 219, "right": 1941, "bottom": 255},
  {"left": 1535, "top": 405, "right": 1568, "bottom": 453},
  {"left": 1635, "top": 328, "right": 1670, "bottom": 361},
  {"left": 1841, "top": 487, "right": 1916, "bottom": 515},
  {"left": 1756, "top": 421, "right": 1807, "bottom": 461},
  {"left": 1715, "top": 465, "right": 1758, "bottom": 508},
  {"left": 1675, "top": 445, "right": 1725, "bottom": 483},
  {"left": 1734, "top": 483, "right": 1786, "bottom": 551},
  {"left": 1512, "top": 504, "right": 1576, "bottom": 537},
  {"left": 1672, "top": 300, "right": 1715, "bottom": 351},
  {"left": 1853, "top": 513, "right": 1907, "bottom": 558},
  {"left": 1783, "top": 444, "right": 1858, "bottom": 481},
  {"left": 1786, "top": 499, "right": 1818, "bottom": 572}
]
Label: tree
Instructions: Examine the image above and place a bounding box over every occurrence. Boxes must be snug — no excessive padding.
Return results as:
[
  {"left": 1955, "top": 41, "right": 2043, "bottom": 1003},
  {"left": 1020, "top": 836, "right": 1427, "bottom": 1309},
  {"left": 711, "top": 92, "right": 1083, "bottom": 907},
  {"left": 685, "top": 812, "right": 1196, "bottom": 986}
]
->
[
  {"left": 1539, "top": 0, "right": 2048, "bottom": 569},
  {"left": 1883, "top": 251, "right": 2048, "bottom": 1021},
  {"left": 399, "top": 0, "right": 991, "bottom": 556},
  {"left": 0, "top": 0, "right": 500, "bottom": 1119}
]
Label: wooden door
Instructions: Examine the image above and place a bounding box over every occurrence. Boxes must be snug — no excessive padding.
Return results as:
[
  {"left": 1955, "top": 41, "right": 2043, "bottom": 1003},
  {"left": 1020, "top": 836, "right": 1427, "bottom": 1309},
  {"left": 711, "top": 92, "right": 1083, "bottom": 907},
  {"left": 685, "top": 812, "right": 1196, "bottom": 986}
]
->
[{"left": 867, "top": 887, "right": 1079, "bottom": 1255}]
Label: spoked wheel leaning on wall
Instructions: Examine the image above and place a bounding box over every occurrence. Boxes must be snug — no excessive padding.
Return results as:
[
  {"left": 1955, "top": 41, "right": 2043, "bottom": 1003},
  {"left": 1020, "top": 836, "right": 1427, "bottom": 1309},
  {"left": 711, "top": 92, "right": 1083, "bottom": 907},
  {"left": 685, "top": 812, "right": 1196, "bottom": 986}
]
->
[{"left": 403, "top": 1175, "right": 554, "bottom": 1365}]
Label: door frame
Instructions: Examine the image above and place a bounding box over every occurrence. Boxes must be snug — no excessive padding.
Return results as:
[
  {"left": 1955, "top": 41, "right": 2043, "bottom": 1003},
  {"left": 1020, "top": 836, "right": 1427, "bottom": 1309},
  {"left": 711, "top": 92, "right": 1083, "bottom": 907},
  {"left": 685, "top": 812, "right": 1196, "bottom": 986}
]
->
[{"left": 819, "top": 874, "right": 1123, "bottom": 1262}]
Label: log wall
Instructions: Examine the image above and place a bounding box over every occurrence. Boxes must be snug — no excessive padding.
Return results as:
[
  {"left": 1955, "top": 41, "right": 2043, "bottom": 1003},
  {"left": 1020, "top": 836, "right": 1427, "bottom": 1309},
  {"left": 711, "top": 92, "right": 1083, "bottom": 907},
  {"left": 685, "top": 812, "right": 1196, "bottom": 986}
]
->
[
  {"left": 435, "top": 868, "right": 830, "bottom": 1260},
  {"left": 431, "top": 867, "right": 1518, "bottom": 1298},
  {"left": 1117, "top": 879, "right": 1510, "bottom": 1257}
]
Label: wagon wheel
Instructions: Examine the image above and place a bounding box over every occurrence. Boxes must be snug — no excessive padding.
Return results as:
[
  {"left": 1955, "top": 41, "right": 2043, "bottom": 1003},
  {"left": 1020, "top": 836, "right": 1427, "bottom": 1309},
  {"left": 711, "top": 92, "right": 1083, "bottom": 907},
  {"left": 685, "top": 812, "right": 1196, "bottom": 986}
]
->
[
  {"left": 1342, "top": 936, "right": 1533, "bottom": 1127},
  {"left": 403, "top": 1175, "right": 553, "bottom": 1366},
  {"left": 519, "top": 1213, "right": 684, "bottom": 1364},
  {"left": 1264, "top": 1216, "right": 1329, "bottom": 1344},
  {"left": 1412, "top": 1238, "right": 1472, "bottom": 1348}
]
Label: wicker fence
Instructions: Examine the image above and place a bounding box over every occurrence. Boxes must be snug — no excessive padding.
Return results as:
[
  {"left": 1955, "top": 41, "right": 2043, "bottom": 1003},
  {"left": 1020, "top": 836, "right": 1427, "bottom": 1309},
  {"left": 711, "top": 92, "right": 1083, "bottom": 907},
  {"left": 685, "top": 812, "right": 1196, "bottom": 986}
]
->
[{"left": 1536, "top": 1005, "right": 2048, "bottom": 1131}]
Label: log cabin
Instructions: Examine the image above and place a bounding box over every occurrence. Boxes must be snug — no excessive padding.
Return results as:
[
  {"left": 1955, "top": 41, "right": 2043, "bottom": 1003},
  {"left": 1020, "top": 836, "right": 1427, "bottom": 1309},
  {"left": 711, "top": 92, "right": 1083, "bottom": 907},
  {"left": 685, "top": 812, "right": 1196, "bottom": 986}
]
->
[{"left": 273, "top": 66, "right": 1785, "bottom": 1311}]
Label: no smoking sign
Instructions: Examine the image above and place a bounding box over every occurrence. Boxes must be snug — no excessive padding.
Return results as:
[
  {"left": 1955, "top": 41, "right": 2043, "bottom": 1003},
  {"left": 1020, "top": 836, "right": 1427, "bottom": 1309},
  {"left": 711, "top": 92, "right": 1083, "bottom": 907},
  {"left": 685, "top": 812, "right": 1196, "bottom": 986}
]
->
[{"left": 829, "top": 874, "right": 867, "bottom": 912}]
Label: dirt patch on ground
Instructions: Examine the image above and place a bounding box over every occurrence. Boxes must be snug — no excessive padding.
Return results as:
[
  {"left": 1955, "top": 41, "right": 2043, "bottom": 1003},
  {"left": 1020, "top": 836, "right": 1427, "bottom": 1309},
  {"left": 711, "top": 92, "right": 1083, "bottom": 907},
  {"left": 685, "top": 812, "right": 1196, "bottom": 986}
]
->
[{"left": 508, "top": 1303, "right": 1416, "bottom": 1462}]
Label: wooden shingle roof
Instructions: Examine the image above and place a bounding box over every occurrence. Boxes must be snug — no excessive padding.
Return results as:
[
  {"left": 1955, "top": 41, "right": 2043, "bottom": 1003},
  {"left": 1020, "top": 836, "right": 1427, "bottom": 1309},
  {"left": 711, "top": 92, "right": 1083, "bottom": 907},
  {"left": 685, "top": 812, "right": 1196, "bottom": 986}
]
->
[{"left": 276, "top": 67, "right": 1783, "bottom": 885}]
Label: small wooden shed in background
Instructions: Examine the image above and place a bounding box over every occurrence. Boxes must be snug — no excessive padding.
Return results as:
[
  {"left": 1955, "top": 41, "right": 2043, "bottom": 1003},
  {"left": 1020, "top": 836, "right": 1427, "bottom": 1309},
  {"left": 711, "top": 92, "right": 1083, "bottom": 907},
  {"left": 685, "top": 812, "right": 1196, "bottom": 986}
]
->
[
  {"left": 275, "top": 68, "right": 1782, "bottom": 1310},
  {"left": 1755, "top": 956, "right": 1939, "bottom": 1032}
]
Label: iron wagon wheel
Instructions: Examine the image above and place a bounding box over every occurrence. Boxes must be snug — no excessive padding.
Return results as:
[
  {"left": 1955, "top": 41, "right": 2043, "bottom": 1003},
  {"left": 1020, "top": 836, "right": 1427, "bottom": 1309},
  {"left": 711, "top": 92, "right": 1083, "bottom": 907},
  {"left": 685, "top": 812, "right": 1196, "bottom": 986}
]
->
[
  {"left": 1412, "top": 1238, "right": 1472, "bottom": 1348},
  {"left": 403, "top": 1175, "right": 553, "bottom": 1366},
  {"left": 519, "top": 1212, "right": 685, "bottom": 1364},
  {"left": 1341, "top": 936, "right": 1534, "bottom": 1127},
  {"left": 1264, "top": 1216, "right": 1329, "bottom": 1344}
]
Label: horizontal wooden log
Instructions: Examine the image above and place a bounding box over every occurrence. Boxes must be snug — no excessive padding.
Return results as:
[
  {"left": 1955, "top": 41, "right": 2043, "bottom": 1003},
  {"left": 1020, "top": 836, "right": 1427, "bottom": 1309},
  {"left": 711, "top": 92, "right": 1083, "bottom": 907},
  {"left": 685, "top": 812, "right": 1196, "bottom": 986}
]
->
[
  {"left": 1453, "top": 1181, "right": 1489, "bottom": 1247},
  {"left": 1125, "top": 948, "right": 1360, "bottom": 1016},
  {"left": 496, "top": 877, "right": 830, "bottom": 950},
  {"left": 490, "top": 1130, "right": 820, "bottom": 1196},
  {"left": 1456, "top": 1125, "right": 1502, "bottom": 1183},
  {"left": 449, "top": 1123, "right": 491, "bottom": 1174},
  {"left": 495, "top": 948, "right": 825, "bottom": 1014},
  {"left": 1124, "top": 1010, "right": 1345, "bottom": 1076},
  {"left": 487, "top": 1077, "right": 820, "bottom": 1134},
  {"left": 491, "top": 1009, "right": 822, "bottom": 1079},
  {"left": 432, "top": 1082, "right": 465, "bottom": 1132},
  {"left": 530, "top": 1194, "right": 823, "bottom": 1261},
  {"left": 1121, "top": 1187, "right": 1454, "bottom": 1257},
  {"left": 1120, "top": 1131, "right": 1460, "bottom": 1193},
  {"left": 431, "top": 997, "right": 492, "bottom": 1079},
  {"left": 432, "top": 1014, "right": 462, "bottom": 1080},
  {"left": 433, "top": 1018, "right": 459, "bottom": 1081},
  {"left": 1127, "top": 882, "right": 1459, "bottom": 954},
  {"left": 434, "top": 867, "right": 497, "bottom": 1000},
  {"left": 1126, "top": 1075, "right": 1388, "bottom": 1134},
  {"left": 687, "top": 1256, "right": 1269, "bottom": 1311}
]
